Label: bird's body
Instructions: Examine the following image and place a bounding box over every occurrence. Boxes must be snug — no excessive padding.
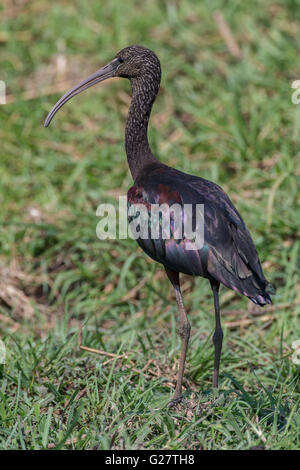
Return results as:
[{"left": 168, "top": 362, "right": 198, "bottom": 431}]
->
[
  {"left": 45, "top": 45, "right": 273, "bottom": 404},
  {"left": 128, "top": 163, "right": 272, "bottom": 306}
]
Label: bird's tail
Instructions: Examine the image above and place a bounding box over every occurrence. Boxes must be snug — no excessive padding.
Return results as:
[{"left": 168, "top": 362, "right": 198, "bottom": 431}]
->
[{"left": 249, "top": 280, "right": 276, "bottom": 306}]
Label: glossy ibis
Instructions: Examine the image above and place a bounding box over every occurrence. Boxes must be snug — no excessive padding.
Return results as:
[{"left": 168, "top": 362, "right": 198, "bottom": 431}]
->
[{"left": 44, "top": 46, "right": 273, "bottom": 405}]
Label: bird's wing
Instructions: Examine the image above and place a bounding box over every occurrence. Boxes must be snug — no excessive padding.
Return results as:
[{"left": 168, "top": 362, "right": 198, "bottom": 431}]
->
[
  {"left": 187, "top": 175, "right": 266, "bottom": 281},
  {"left": 130, "top": 165, "right": 271, "bottom": 304}
]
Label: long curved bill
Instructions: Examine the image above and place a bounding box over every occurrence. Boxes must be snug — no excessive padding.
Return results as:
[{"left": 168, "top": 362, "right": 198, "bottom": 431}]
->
[{"left": 44, "top": 58, "right": 120, "bottom": 127}]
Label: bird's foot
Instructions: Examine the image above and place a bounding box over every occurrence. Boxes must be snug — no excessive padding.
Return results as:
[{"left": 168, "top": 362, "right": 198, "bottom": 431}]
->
[{"left": 167, "top": 395, "right": 183, "bottom": 408}]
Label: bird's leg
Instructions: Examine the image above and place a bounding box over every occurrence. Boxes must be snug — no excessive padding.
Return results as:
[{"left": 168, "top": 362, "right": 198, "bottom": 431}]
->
[
  {"left": 165, "top": 267, "right": 191, "bottom": 405},
  {"left": 210, "top": 280, "right": 223, "bottom": 389}
]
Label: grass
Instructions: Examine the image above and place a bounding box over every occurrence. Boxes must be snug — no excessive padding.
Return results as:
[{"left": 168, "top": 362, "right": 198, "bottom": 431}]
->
[{"left": 0, "top": 0, "right": 300, "bottom": 450}]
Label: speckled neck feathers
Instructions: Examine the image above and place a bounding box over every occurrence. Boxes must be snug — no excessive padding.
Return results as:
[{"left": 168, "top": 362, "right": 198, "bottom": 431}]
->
[{"left": 125, "top": 55, "right": 161, "bottom": 181}]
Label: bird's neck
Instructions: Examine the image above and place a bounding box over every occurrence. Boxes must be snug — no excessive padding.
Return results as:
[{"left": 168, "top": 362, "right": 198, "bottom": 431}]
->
[{"left": 125, "top": 75, "right": 160, "bottom": 181}]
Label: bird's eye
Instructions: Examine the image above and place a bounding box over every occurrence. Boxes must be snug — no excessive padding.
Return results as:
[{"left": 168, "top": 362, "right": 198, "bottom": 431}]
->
[{"left": 118, "top": 57, "right": 124, "bottom": 63}]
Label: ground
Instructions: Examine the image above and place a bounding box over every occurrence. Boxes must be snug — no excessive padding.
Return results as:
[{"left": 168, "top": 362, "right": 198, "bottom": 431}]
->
[{"left": 0, "top": 0, "right": 299, "bottom": 450}]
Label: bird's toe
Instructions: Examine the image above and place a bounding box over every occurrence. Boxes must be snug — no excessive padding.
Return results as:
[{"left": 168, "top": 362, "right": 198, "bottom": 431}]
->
[{"left": 167, "top": 396, "right": 183, "bottom": 408}]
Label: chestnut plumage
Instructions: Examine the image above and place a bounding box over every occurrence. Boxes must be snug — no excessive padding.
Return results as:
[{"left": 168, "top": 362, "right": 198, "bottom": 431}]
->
[{"left": 45, "top": 45, "right": 274, "bottom": 404}]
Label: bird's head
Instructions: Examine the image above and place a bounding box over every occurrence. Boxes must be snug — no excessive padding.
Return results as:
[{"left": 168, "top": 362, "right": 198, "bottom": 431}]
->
[
  {"left": 44, "top": 45, "right": 161, "bottom": 127},
  {"left": 114, "top": 45, "right": 161, "bottom": 79}
]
